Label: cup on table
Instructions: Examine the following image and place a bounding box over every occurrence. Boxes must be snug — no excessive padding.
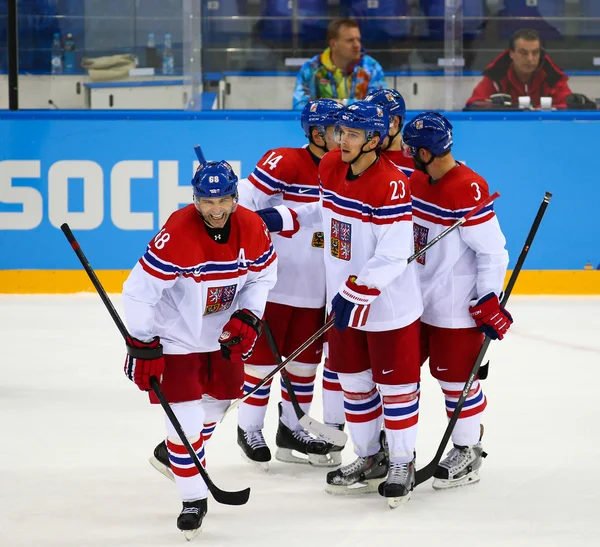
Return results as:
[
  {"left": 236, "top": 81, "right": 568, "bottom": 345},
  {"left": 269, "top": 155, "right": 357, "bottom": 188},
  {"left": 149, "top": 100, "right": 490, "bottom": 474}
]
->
[
  {"left": 518, "top": 96, "right": 531, "bottom": 109},
  {"left": 540, "top": 96, "right": 553, "bottom": 110}
]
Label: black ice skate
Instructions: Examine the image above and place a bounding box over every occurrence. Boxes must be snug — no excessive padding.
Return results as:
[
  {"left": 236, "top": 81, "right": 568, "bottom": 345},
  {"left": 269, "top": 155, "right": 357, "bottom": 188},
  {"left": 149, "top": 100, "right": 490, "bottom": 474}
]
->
[
  {"left": 325, "top": 437, "right": 389, "bottom": 496},
  {"left": 275, "top": 403, "right": 330, "bottom": 466},
  {"left": 432, "top": 443, "right": 488, "bottom": 490},
  {"left": 177, "top": 498, "right": 207, "bottom": 541},
  {"left": 378, "top": 459, "right": 415, "bottom": 508},
  {"left": 149, "top": 440, "right": 174, "bottom": 482},
  {"left": 237, "top": 426, "right": 271, "bottom": 471}
]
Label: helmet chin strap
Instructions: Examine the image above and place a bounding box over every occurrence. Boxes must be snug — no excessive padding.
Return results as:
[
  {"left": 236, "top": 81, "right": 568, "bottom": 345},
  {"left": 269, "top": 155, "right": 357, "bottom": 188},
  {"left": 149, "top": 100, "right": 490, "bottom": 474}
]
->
[
  {"left": 348, "top": 138, "right": 376, "bottom": 165},
  {"left": 413, "top": 148, "right": 436, "bottom": 173},
  {"left": 384, "top": 128, "right": 401, "bottom": 151},
  {"left": 309, "top": 130, "right": 332, "bottom": 154}
]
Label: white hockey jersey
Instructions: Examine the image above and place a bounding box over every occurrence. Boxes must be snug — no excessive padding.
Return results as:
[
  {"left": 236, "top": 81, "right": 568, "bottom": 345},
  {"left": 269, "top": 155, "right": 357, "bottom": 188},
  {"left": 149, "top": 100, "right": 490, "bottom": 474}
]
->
[
  {"left": 238, "top": 146, "right": 326, "bottom": 309},
  {"left": 294, "top": 149, "right": 423, "bottom": 332},
  {"left": 411, "top": 163, "right": 509, "bottom": 329},
  {"left": 122, "top": 204, "right": 277, "bottom": 354}
]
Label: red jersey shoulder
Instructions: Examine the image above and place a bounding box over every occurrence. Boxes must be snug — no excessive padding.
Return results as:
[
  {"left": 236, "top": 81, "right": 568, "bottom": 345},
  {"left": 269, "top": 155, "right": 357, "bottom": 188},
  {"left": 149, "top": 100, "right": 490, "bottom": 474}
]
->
[
  {"left": 318, "top": 149, "right": 345, "bottom": 190},
  {"left": 254, "top": 147, "right": 305, "bottom": 184},
  {"left": 146, "top": 205, "right": 204, "bottom": 265},
  {"left": 233, "top": 206, "right": 273, "bottom": 259},
  {"left": 383, "top": 149, "right": 415, "bottom": 171},
  {"left": 358, "top": 154, "right": 411, "bottom": 208},
  {"left": 445, "top": 164, "right": 490, "bottom": 209}
]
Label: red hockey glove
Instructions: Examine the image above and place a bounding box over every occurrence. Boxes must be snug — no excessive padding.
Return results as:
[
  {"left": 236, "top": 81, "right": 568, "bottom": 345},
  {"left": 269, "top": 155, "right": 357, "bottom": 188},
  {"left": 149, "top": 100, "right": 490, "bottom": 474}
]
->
[
  {"left": 255, "top": 206, "right": 300, "bottom": 238},
  {"left": 469, "top": 293, "right": 513, "bottom": 340},
  {"left": 124, "top": 335, "right": 165, "bottom": 391},
  {"left": 331, "top": 276, "right": 381, "bottom": 331},
  {"left": 219, "top": 309, "right": 263, "bottom": 363}
]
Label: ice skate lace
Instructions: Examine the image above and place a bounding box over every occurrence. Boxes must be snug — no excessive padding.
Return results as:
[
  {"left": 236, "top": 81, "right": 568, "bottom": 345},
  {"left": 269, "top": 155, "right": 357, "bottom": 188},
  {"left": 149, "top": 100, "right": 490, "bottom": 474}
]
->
[
  {"left": 440, "top": 446, "right": 472, "bottom": 472},
  {"left": 340, "top": 456, "right": 368, "bottom": 476},
  {"left": 244, "top": 430, "right": 267, "bottom": 450},
  {"left": 181, "top": 506, "right": 200, "bottom": 515},
  {"left": 387, "top": 462, "right": 410, "bottom": 484},
  {"left": 292, "top": 429, "right": 327, "bottom": 446}
]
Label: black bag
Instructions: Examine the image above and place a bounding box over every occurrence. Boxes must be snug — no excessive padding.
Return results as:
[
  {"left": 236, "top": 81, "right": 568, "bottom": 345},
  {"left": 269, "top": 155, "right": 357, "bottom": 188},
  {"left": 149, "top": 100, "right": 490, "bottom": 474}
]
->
[{"left": 566, "top": 93, "right": 597, "bottom": 110}]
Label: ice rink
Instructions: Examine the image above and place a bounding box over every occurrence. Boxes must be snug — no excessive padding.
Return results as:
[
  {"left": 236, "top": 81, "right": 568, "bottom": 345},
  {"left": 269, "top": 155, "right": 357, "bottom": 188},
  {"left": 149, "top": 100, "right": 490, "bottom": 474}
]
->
[{"left": 0, "top": 294, "right": 598, "bottom": 547}]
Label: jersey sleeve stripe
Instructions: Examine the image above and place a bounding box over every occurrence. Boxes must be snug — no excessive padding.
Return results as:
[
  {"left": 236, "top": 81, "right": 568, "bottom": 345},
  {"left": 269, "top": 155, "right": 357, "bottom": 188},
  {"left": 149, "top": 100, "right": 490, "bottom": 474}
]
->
[
  {"left": 247, "top": 172, "right": 279, "bottom": 195},
  {"left": 413, "top": 197, "right": 495, "bottom": 225},
  {"left": 323, "top": 190, "right": 412, "bottom": 224},
  {"left": 249, "top": 166, "right": 288, "bottom": 193}
]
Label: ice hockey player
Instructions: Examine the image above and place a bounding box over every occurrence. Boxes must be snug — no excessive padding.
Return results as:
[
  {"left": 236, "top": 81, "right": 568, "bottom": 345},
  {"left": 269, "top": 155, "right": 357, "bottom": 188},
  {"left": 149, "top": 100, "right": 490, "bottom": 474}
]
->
[
  {"left": 122, "top": 160, "right": 277, "bottom": 538},
  {"left": 254, "top": 101, "right": 424, "bottom": 508},
  {"left": 364, "top": 88, "right": 414, "bottom": 175},
  {"left": 402, "top": 112, "right": 512, "bottom": 489},
  {"left": 235, "top": 98, "right": 346, "bottom": 469}
]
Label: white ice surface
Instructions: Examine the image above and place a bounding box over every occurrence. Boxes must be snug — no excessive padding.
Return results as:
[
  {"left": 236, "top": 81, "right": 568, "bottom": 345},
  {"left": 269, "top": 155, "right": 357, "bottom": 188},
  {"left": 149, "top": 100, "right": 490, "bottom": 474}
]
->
[{"left": 0, "top": 295, "right": 599, "bottom": 547}]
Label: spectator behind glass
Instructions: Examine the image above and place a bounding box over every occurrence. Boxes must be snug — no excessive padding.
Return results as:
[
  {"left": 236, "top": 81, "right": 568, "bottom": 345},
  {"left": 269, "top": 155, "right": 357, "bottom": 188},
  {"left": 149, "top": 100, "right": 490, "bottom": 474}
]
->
[
  {"left": 292, "top": 18, "right": 385, "bottom": 110},
  {"left": 466, "top": 28, "right": 572, "bottom": 109}
]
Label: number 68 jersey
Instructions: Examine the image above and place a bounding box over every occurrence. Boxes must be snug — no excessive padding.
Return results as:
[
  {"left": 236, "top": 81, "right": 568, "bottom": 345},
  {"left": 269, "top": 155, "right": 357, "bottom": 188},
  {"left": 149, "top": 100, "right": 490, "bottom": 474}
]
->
[
  {"left": 312, "top": 149, "right": 423, "bottom": 332},
  {"left": 122, "top": 204, "right": 277, "bottom": 354}
]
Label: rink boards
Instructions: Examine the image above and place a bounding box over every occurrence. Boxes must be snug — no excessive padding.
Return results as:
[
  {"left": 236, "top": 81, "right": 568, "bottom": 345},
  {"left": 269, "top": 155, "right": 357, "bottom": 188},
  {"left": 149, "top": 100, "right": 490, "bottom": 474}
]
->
[{"left": 1, "top": 110, "right": 599, "bottom": 294}]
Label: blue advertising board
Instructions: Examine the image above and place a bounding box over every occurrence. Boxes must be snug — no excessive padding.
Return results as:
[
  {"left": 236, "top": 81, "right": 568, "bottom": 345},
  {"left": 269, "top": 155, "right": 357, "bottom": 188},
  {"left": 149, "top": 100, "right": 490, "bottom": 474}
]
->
[{"left": 1, "top": 111, "right": 599, "bottom": 280}]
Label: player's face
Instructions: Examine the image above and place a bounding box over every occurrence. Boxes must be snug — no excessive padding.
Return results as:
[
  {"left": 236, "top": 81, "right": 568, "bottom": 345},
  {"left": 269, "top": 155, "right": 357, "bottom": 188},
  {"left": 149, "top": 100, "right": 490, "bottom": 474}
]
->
[
  {"left": 335, "top": 125, "right": 366, "bottom": 161},
  {"left": 330, "top": 25, "right": 362, "bottom": 64},
  {"left": 194, "top": 195, "right": 235, "bottom": 228},
  {"left": 324, "top": 125, "right": 339, "bottom": 151},
  {"left": 510, "top": 38, "right": 541, "bottom": 75}
]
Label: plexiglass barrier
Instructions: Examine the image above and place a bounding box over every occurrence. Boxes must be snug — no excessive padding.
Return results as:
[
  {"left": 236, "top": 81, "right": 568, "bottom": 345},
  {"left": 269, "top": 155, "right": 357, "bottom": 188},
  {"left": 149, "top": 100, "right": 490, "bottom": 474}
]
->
[{"left": 0, "top": 0, "right": 599, "bottom": 110}]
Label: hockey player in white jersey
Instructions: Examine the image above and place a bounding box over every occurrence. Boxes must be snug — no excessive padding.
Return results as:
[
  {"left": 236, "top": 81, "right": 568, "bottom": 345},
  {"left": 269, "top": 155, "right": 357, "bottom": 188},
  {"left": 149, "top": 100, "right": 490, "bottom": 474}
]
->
[
  {"left": 122, "top": 160, "right": 276, "bottom": 538},
  {"left": 256, "top": 102, "right": 424, "bottom": 508},
  {"left": 235, "top": 99, "right": 346, "bottom": 469},
  {"left": 402, "top": 112, "right": 512, "bottom": 489}
]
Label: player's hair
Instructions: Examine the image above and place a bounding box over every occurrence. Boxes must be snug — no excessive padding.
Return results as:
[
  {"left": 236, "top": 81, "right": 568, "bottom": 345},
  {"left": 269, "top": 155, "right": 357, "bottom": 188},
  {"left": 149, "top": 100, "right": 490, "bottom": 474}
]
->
[
  {"left": 327, "top": 18, "right": 360, "bottom": 42},
  {"left": 509, "top": 28, "right": 541, "bottom": 51}
]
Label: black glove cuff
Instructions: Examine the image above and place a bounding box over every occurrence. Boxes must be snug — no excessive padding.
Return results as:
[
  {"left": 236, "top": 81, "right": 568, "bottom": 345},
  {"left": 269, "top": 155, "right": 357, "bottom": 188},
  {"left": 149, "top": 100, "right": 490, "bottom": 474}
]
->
[
  {"left": 126, "top": 342, "right": 163, "bottom": 359},
  {"left": 232, "top": 309, "right": 263, "bottom": 336}
]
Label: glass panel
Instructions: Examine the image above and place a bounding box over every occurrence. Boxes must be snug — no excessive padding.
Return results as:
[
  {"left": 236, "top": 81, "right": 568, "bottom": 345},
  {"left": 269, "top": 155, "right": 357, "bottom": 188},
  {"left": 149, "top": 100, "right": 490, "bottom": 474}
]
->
[{"left": 2, "top": 1, "right": 599, "bottom": 111}]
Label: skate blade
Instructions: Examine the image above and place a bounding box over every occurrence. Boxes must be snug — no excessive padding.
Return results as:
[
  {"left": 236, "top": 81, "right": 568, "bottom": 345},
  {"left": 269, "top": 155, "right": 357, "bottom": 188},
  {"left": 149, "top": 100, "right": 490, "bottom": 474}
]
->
[
  {"left": 149, "top": 456, "right": 175, "bottom": 483},
  {"left": 387, "top": 490, "right": 412, "bottom": 509},
  {"left": 275, "top": 447, "right": 311, "bottom": 465},
  {"left": 183, "top": 527, "right": 202, "bottom": 541},
  {"left": 432, "top": 471, "right": 481, "bottom": 490},
  {"left": 308, "top": 452, "right": 342, "bottom": 468},
  {"left": 325, "top": 477, "right": 385, "bottom": 496},
  {"left": 239, "top": 449, "right": 270, "bottom": 472}
]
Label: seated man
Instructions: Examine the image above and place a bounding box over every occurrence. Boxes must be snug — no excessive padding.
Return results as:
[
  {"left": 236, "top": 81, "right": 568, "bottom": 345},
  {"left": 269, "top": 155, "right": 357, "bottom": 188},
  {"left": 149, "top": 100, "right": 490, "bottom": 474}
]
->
[
  {"left": 466, "top": 28, "right": 572, "bottom": 109},
  {"left": 292, "top": 18, "right": 385, "bottom": 110}
]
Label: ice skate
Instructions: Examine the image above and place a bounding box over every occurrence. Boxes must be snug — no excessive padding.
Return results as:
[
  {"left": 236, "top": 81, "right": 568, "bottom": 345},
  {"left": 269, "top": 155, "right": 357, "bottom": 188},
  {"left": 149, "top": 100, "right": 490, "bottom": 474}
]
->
[
  {"left": 309, "top": 423, "right": 345, "bottom": 467},
  {"left": 432, "top": 443, "right": 487, "bottom": 490},
  {"left": 177, "top": 498, "right": 207, "bottom": 541},
  {"left": 325, "top": 446, "right": 388, "bottom": 495},
  {"left": 275, "top": 404, "right": 330, "bottom": 466},
  {"left": 149, "top": 440, "right": 174, "bottom": 482},
  {"left": 237, "top": 426, "right": 271, "bottom": 471},
  {"left": 378, "top": 459, "right": 415, "bottom": 508}
]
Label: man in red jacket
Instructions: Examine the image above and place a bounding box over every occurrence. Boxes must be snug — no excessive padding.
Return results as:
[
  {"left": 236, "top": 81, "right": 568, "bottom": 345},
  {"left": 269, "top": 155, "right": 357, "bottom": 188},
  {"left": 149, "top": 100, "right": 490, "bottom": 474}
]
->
[{"left": 466, "top": 28, "right": 572, "bottom": 109}]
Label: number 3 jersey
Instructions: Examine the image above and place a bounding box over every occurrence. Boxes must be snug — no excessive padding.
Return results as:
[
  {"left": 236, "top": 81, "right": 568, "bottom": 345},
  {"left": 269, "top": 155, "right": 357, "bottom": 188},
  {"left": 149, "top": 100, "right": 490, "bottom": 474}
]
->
[
  {"left": 297, "top": 149, "right": 423, "bottom": 332},
  {"left": 122, "top": 204, "right": 277, "bottom": 354},
  {"left": 410, "top": 163, "right": 509, "bottom": 329},
  {"left": 238, "top": 146, "right": 326, "bottom": 309}
]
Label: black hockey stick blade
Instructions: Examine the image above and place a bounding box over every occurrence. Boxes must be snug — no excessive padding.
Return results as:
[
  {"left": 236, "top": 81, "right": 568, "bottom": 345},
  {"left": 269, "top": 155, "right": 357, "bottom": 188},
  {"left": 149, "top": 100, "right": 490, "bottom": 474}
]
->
[
  {"left": 415, "top": 191, "right": 552, "bottom": 486},
  {"left": 150, "top": 378, "right": 251, "bottom": 506},
  {"left": 61, "top": 223, "right": 250, "bottom": 505}
]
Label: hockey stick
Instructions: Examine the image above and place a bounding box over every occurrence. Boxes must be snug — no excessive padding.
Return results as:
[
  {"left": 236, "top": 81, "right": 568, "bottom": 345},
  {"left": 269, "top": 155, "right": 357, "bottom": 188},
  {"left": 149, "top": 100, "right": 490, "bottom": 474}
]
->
[
  {"left": 415, "top": 191, "right": 552, "bottom": 486},
  {"left": 262, "top": 320, "right": 348, "bottom": 446},
  {"left": 60, "top": 223, "right": 250, "bottom": 506},
  {"left": 223, "top": 191, "right": 500, "bottom": 418},
  {"left": 194, "top": 144, "right": 207, "bottom": 167}
]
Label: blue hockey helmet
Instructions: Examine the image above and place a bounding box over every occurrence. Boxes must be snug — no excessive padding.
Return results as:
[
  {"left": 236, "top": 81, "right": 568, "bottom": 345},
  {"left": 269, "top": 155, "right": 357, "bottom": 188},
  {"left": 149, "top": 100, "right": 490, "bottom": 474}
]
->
[
  {"left": 335, "top": 101, "right": 390, "bottom": 144},
  {"left": 364, "top": 89, "right": 406, "bottom": 123},
  {"left": 301, "top": 99, "right": 345, "bottom": 139},
  {"left": 192, "top": 160, "right": 238, "bottom": 199},
  {"left": 402, "top": 111, "right": 453, "bottom": 158}
]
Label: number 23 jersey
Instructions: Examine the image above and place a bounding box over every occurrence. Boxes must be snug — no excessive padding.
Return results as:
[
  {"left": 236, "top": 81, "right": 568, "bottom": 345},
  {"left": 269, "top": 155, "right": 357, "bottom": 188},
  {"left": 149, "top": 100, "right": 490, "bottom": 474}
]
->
[{"left": 318, "top": 149, "right": 423, "bottom": 332}]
